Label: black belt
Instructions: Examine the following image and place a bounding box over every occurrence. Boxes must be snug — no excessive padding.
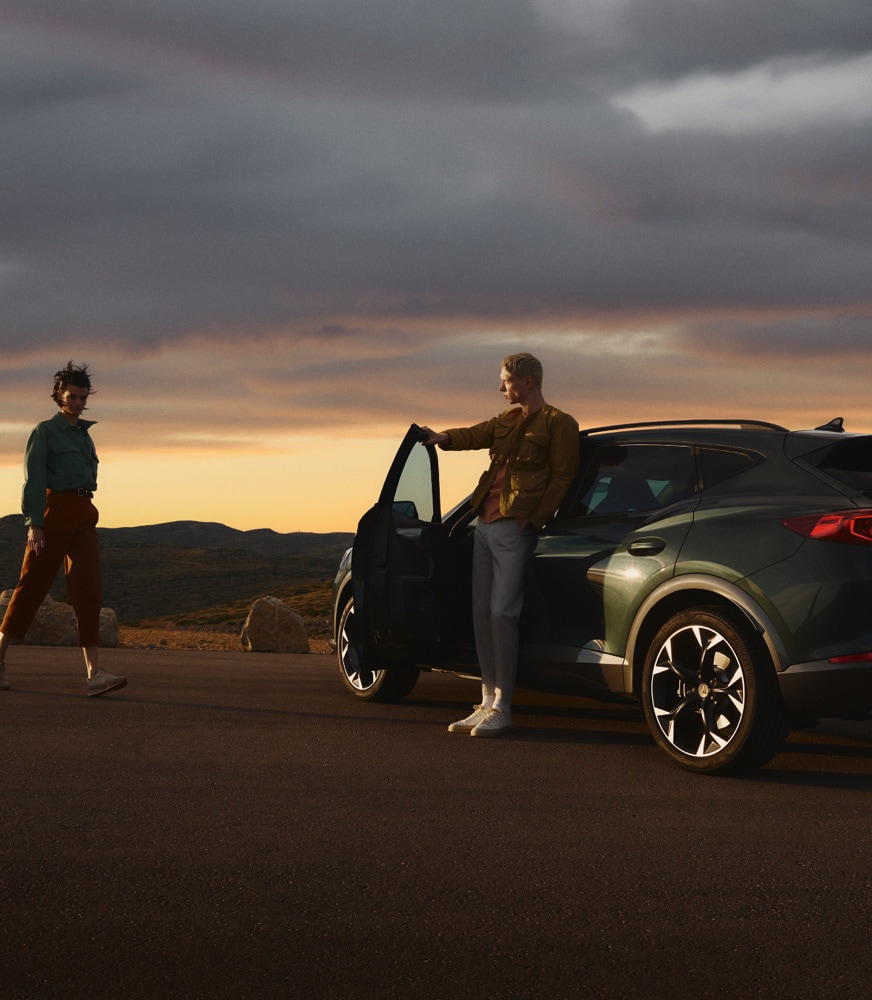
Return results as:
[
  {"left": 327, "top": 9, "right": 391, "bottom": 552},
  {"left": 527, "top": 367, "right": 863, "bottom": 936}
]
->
[{"left": 55, "top": 487, "right": 94, "bottom": 497}]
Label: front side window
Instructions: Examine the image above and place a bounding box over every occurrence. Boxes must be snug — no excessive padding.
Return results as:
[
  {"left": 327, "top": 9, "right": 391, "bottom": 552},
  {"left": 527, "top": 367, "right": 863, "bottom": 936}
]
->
[
  {"left": 569, "top": 444, "right": 696, "bottom": 516},
  {"left": 392, "top": 442, "right": 437, "bottom": 523}
]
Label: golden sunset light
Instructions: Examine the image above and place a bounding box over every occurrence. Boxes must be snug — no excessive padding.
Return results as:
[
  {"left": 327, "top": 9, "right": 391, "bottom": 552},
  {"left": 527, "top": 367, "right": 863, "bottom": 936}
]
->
[{"left": 1, "top": 3, "right": 869, "bottom": 534}]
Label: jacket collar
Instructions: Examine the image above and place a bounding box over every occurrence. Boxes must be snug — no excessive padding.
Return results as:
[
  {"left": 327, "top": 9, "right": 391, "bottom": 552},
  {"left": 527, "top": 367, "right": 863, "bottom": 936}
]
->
[{"left": 50, "top": 412, "right": 96, "bottom": 432}]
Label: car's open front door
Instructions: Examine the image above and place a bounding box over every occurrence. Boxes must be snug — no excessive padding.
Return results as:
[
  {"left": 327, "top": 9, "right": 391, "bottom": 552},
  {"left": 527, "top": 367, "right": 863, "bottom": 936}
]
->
[{"left": 351, "top": 424, "right": 443, "bottom": 668}]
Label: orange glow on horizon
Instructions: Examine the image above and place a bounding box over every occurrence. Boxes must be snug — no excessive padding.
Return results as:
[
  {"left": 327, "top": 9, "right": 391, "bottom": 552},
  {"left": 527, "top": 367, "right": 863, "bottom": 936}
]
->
[{"left": 0, "top": 438, "right": 488, "bottom": 534}]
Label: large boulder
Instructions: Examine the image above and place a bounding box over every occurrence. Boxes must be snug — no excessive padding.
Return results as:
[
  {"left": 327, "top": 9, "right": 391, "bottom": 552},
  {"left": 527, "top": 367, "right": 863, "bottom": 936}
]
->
[
  {"left": 241, "top": 595, "right": 310, "bottom": 654},
  {"left": 0, "top": 590, "right": 119, "bottom": 647}
]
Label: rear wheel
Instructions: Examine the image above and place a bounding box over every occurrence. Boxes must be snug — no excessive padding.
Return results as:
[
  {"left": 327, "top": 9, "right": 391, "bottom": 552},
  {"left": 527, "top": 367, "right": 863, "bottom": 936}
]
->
[
  {"left": 641, "top": 607, "right": 789, "bottom": 774},
  {"left": 336, "top": 596, "right": 420, "bottom": 702}
]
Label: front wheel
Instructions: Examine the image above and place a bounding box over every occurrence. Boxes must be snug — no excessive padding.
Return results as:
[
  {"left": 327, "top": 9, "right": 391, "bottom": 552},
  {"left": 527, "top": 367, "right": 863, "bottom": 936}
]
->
[
  {"left": 336, "top": 597, "right": 420, "bottom": 702},
  {"left": 641, "top": 607, "right": 789, "bottom": 775}
]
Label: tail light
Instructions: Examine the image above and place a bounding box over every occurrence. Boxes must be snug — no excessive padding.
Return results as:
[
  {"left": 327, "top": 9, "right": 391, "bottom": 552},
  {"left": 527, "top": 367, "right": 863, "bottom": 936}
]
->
[
  {"left": 828, "top": 651, "right": 872, "bottom": 664},
  {"left": 781, "top": 509, "right": 872, "bottom": 545}
]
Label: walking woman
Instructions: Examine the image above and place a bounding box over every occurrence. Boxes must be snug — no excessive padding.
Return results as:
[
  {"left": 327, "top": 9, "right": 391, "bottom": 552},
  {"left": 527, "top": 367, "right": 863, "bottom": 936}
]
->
[{"left": 0, "top": 361, "right": 126, "bottom": 696}]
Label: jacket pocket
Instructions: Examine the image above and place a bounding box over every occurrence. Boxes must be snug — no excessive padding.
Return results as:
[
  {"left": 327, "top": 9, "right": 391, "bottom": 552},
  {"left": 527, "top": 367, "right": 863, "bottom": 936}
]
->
[
  {"left": 514, "top": 430, "right": 551, "bottom": 468},
  {"left": 509, "top": 468, "right": 548, "bottom": 495},
  {"left": 48, "top": 440, "right": 80, "bottom": 457}
]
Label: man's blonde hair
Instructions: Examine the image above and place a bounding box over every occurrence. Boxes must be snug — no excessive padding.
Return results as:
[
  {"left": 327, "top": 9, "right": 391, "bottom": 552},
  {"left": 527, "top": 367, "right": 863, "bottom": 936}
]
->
[{"left": 502, "top": 352, "right": 543, "bottom": 389}]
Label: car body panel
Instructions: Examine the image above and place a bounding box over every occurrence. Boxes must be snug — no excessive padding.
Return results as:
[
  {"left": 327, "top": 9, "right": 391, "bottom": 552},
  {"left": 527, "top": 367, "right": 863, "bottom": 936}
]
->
[
  {"left": 741, "top": 543, "right": 872, "bottom": 662},
  {"left": 524, "top": 510, "right": 689, "bottom": 653},
  {"left": 777, "top": 658, "right": 872, "bottom": 719}
]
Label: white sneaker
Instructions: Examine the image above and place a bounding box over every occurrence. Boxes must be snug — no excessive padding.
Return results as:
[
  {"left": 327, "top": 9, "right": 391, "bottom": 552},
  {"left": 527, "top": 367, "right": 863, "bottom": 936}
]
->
[
  {"left": 448, "top": 704, "right": 491, "bottom": 734},
  {"left": 471, "top": 708, "right": 513, "bottom": 738},
  {"left": 87, "top": 668, "right": 127, "bottom": 697}
]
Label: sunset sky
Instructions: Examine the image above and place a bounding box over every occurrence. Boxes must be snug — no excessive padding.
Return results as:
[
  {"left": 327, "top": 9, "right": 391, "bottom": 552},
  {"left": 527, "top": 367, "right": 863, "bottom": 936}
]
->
[{"left": 1, "top": 1, "right": 870, "bottom": 533}]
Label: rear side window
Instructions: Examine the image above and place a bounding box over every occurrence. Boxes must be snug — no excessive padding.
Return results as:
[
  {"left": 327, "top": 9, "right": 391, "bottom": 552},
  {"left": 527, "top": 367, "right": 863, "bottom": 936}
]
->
[
  {"left": 700, "top": 448, "right": 762, "bottom": 489},
  {"left": 802, "top": 438, "right": 872, "bottom": 492},
  {"left": 569, "top": 444, "right": 695, "bottom": 516}
]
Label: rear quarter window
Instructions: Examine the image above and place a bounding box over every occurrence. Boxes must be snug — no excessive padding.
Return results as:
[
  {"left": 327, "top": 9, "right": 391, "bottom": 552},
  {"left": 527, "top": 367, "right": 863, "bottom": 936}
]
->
[
  {"left": 699, "top": 448, "right": 763, "bottom": 490},
  {"left": 801, "top": 438, "right": 872, "bottom": 492}
]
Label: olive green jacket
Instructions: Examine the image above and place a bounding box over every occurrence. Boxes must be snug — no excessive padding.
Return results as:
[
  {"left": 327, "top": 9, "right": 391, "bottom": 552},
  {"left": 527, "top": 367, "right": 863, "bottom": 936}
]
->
[{"left": 443, "top": 404, "right": 579, "bottom": 529}]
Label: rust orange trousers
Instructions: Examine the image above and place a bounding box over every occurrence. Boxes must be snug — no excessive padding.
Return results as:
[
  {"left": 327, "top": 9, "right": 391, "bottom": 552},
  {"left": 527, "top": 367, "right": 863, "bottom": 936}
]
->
[{"left": 0, "top": 490, "right": 103, "bottom": 646}]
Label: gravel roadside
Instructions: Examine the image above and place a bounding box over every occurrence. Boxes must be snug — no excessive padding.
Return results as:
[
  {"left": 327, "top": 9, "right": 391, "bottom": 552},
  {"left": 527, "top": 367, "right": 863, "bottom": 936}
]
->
[{"left": 118, "top": 625, "right": 332, "bottom": 654}]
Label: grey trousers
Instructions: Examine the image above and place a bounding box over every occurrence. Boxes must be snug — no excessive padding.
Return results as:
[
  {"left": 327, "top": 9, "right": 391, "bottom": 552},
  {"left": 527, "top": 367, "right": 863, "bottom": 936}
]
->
[{"left": 471, "top": 517, "right": 538, "bottom": 711}]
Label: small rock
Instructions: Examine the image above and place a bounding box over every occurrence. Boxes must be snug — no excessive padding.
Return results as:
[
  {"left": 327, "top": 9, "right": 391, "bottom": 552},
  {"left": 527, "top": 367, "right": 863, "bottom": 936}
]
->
[{"left": 240, "top": 596, "right": 310, "bottom": 654}]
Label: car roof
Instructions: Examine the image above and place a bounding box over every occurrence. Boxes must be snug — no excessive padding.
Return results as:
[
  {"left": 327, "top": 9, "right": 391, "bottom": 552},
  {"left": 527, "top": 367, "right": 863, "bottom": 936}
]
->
[
  {"left": 582, "top": 419, "right": 786, "bottom": 435},
  {"left": 580, "top": 418, "right": 864, "bottom": 450}
]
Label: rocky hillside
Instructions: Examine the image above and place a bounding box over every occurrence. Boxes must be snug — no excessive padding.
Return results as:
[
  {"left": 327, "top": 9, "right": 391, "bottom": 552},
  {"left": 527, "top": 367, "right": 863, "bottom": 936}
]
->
[{"left": 0, "top": 515, "right": 353, "bottom": 625}]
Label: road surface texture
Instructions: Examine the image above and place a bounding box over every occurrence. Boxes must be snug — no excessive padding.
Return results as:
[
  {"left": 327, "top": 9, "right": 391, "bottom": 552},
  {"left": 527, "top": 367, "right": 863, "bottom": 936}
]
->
[{"left": 1, "top": 646, "right": 870, "bottom": 999}]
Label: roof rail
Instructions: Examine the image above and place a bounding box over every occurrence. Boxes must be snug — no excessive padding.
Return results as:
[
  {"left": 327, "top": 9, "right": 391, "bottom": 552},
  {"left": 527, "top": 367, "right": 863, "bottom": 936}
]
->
[{"left": 581, "top": 418, "right": 789, "bottom": 435}]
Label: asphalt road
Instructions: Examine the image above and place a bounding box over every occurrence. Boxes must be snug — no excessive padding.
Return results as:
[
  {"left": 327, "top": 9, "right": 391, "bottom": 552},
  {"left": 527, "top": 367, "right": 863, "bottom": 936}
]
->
[{"left": 1, "top": 647, "right": 870, "bottom": 1000}]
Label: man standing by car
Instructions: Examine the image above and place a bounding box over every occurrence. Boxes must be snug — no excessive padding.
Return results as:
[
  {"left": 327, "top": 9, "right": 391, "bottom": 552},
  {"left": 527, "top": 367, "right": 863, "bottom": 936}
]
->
[{"left": 420, "top": 353, "right": 579, "bottom": 736}]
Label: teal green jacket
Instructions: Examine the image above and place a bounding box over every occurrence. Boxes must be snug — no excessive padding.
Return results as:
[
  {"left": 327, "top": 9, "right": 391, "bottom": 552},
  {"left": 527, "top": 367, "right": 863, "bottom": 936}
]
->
[{"left": 22, "top": 413, "right": 99, "bottom": 526}]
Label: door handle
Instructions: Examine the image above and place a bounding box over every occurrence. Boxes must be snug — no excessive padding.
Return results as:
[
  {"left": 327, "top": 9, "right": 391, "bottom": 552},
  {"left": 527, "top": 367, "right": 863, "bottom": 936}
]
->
[{"left": 627, "top": 537, "right": 666, "bottom": 556}]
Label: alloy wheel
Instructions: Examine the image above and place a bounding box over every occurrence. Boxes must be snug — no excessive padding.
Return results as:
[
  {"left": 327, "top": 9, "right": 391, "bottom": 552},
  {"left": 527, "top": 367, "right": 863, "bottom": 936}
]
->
[
  {"left": 338, "top": 600, "right": 383, "bottom": 692},
  {"left": 649, "top": 624, "right": 747, "bottom": 759}
]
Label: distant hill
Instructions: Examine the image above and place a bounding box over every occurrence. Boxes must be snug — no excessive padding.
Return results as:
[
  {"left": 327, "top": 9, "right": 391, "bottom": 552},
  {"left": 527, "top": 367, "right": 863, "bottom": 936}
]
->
[
  {"left": 97, "top": 520, "right": 354, "bottom": 559},
  {"left": 0, "top": 515, "right": 354, "bottom": 624}
]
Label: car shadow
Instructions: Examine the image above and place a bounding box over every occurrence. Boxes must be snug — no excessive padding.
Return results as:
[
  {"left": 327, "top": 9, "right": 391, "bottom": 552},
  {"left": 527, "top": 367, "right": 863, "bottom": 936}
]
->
[
  {"left": 412, "top": 696, "right": 872, "bottom": 786},
  {"left": 742, "top": 768, "right": 872, "bottom": 791},
  {"left": 504, "top": 726, "right": 653, "bottom": 748},
  {"left": 411, "top": 695, "right": 652, "bottom": 747},
  {"left": 410, "top": 696, "right": 645, "bottom": 724}
]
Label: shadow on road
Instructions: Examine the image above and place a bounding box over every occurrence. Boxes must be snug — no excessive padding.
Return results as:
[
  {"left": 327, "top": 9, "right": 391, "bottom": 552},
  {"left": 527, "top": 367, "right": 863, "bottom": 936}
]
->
[{"left": 409, "top": 692, "right": 872, "bottom": 784}]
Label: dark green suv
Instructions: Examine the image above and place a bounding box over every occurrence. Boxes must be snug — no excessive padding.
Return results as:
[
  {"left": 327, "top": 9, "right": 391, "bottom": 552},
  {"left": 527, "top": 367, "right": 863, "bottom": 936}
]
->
[{"left": 332, "top": 419, "right": 872, "bottom": 773}]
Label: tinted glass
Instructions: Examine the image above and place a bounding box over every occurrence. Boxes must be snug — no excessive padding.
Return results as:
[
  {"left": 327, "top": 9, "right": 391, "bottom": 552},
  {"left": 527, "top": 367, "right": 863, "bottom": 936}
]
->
[
  {"left": 393, "top": 442, "right": 436, "bottom": 522},
  {"left": 700, "top": 448, "right": 762, "bottom": 489},
  {"left": 571, "top": 445, "right": 695, "bottom": 516},
  {"left": 802, "top": 437, "right": 872, "bottom": 492}
]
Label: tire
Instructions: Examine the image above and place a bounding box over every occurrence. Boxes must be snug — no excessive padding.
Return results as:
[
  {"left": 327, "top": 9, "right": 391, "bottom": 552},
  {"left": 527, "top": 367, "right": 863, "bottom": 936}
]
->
[
  {"left": 336, "top": 596, "right": 420, "bottom": 702},
  {"left": 641, "top": 606, "right": 789, "bottom": 775}
]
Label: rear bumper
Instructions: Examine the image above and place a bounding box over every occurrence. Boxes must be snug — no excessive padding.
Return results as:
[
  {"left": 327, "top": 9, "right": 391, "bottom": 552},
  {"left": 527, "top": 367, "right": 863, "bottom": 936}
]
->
[{"left": 778, "top": 660, "right": 872, "bottom": 720}]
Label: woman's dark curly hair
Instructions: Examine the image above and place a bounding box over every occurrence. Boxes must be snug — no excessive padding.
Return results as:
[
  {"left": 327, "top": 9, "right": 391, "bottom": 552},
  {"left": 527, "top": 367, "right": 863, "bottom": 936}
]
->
[{"left": 51, "top": 361, "right": 95, "bottom": 407}]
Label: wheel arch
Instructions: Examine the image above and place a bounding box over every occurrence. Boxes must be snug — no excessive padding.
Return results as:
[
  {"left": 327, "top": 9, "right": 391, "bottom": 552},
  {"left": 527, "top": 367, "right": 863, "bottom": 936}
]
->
[{"left": 625, "top": 575, "right": 789, "bottom": 696}]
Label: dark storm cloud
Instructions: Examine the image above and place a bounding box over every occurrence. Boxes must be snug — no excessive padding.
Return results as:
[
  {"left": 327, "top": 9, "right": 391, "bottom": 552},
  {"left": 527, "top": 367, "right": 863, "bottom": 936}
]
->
[
  {"left": 0, "top": 1, "right": 870, "bottom": 358},
  {"left": 0, "top": 0, "right": 544, "bottom": 100},
  {"left": 6, "top": 0, "right": 869, "bottom": 94},
  {"left": 0, "top": 48, "right": 142, "bottom": 113}
]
